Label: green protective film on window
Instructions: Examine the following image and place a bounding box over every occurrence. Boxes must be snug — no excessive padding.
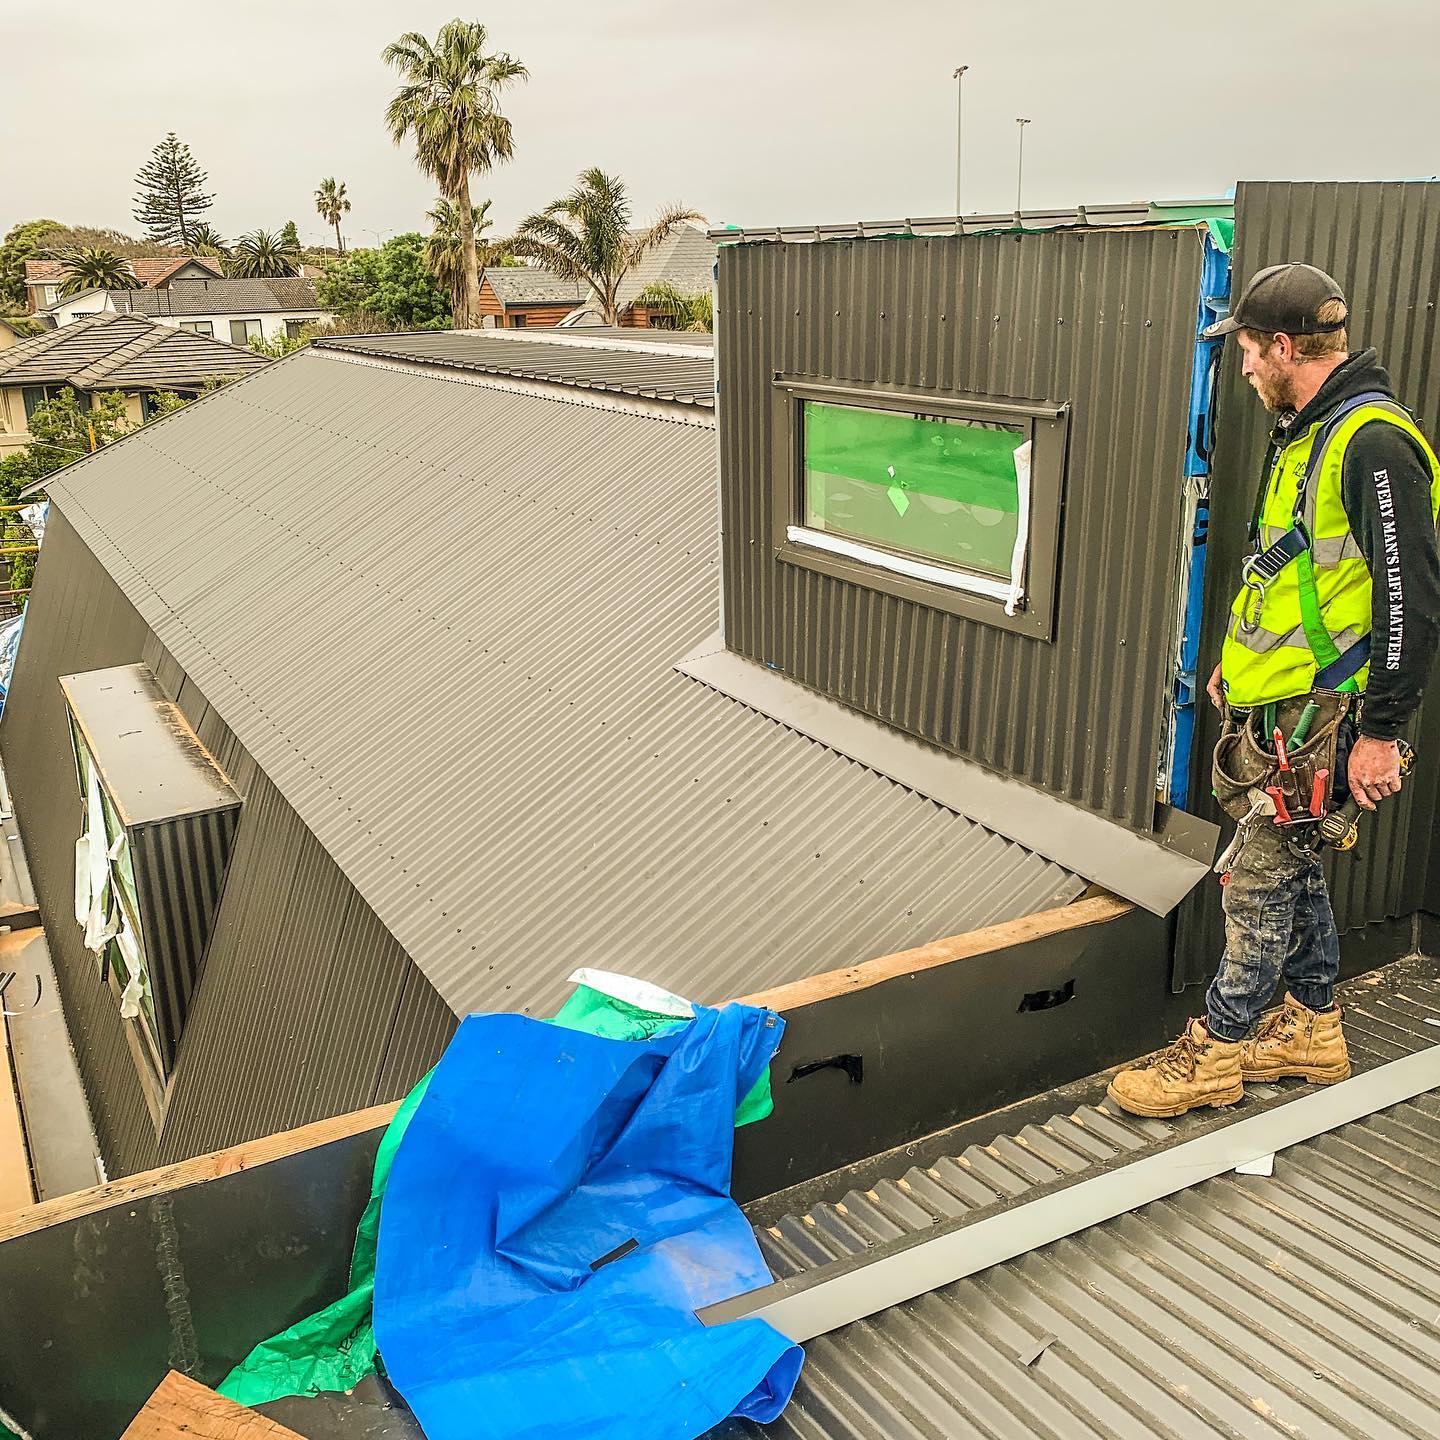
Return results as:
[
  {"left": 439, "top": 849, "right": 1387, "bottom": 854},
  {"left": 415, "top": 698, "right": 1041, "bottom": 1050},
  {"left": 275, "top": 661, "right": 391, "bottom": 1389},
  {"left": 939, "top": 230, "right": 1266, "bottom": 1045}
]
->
[
  {"left": 802, "top": 401, "right": 1023, "bottom": 579},
  {"left": 217, "top": 984, "right": 772, "bottom": 1407}
]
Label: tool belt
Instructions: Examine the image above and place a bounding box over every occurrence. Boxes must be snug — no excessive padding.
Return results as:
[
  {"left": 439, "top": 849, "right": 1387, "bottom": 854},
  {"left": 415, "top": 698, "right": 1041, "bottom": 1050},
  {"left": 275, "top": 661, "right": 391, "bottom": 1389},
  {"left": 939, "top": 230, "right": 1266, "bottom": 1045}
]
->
[{"left": 1212, "top": 691, "right": 1354, "bottom": 829}]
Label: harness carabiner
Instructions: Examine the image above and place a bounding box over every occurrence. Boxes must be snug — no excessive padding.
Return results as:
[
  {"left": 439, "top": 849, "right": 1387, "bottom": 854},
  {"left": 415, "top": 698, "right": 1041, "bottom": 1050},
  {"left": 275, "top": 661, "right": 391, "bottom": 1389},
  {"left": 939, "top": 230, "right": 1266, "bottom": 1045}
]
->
[{"left": 1238, "top": 556, "right": 1267, "bottom": 635}]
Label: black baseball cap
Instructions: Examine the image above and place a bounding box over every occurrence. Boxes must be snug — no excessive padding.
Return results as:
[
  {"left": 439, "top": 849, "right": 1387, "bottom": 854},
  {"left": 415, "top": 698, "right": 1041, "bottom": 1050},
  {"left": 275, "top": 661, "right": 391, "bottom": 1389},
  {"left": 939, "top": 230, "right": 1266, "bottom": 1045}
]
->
[{"left": 1202, "top": 262, "right": 1347, "bottom": 340}]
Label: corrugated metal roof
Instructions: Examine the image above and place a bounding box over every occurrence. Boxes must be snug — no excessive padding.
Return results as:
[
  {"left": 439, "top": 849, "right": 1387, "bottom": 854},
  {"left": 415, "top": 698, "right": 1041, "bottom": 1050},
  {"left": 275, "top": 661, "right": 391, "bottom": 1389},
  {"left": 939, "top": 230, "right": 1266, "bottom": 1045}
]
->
[
  {"left": 0, "top": 313, "right": 268, "bottom": 390},
  {"left": 722, "top": 953, "right": 1440, "bottom": 1439},
  {"left": 315, "top": 329, "right": 716, "bottom": 406},
  {"left": 111, "top": 276, "right": 324, "bottom": 317},
  {"left": 43, "top": 350, "right": 1083, "bottom": 1019}
]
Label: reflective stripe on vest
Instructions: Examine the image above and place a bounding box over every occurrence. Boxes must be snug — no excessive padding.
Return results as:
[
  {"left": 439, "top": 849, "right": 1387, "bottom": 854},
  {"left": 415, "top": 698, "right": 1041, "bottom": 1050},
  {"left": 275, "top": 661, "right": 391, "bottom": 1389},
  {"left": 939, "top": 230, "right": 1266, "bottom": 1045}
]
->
[{"left": 1221, "top": 401, "right": 1440, "bottom": 707}]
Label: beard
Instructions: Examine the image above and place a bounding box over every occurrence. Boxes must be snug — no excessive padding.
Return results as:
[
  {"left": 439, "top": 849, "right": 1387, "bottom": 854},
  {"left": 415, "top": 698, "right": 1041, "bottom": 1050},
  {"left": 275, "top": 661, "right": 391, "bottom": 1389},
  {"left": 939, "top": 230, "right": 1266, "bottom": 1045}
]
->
[{"left": 1250, "top": 366, "right": 1299, "bottom": 413}]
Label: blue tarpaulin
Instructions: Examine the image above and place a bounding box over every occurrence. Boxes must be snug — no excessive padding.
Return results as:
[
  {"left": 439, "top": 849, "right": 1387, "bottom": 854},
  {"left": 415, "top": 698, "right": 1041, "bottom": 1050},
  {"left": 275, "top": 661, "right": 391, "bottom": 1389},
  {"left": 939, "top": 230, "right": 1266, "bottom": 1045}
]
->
[{"left": 373, "top": 1003, "right": 803, "bottom": 1440}]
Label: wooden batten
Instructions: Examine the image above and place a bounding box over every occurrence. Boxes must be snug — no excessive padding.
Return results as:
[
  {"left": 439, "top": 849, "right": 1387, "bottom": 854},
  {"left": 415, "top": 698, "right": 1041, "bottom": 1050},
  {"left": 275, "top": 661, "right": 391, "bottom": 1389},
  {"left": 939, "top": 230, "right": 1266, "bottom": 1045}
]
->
[{"left": 0, "top": 892, "right": 1129, "bottom": 1244}]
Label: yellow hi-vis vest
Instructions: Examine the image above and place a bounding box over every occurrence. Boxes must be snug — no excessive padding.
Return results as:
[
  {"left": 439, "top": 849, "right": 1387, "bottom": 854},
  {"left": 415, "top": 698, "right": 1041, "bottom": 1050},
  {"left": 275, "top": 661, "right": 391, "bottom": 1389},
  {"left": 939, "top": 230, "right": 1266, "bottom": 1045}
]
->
[{"left": 1222, "top": 398, "right": 1440, "bottom": 707}]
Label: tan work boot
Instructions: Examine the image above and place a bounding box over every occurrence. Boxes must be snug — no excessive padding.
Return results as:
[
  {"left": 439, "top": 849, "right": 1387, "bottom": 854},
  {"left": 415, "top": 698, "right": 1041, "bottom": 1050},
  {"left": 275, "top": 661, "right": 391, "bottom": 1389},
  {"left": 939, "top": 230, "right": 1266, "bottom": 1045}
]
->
[
  {"left": 1106, "top": 1018, "right": 1244, "bottom": 1118},
  {"left": 1241, "top": 992, "right": 1351, "bottom": 1084}
]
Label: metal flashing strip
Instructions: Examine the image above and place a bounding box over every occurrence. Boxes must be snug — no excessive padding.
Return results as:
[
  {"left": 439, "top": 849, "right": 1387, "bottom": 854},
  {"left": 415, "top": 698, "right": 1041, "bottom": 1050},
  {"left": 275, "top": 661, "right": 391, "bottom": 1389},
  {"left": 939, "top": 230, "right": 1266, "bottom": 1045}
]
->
[
  {"left": 676, "top": 640, "right": 1217, "bottom": 913},
  {"left": 316, "top": 348, "right": 715, "bottom": 429},
  {"left": 701, "top": 1042, "right": 1440, "bottom": 1340},
  {"left": 434, "top": 326, "right": 714, "bottom": 361}
]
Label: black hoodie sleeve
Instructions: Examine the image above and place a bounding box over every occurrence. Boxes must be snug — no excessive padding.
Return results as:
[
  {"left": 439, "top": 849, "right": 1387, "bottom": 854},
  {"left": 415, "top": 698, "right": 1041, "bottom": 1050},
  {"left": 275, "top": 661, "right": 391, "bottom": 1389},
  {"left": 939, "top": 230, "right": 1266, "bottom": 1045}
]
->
[{"left": 1340, "top": 420, "right": 1440, "bottom": 739}]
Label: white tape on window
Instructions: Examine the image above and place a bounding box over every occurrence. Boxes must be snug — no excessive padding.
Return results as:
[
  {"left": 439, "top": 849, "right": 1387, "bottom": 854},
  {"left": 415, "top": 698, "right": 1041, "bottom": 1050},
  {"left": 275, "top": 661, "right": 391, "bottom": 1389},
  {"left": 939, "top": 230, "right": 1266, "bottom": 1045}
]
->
[{"left": 1004, "top": 439, "right": 1033, "bottom": 617}]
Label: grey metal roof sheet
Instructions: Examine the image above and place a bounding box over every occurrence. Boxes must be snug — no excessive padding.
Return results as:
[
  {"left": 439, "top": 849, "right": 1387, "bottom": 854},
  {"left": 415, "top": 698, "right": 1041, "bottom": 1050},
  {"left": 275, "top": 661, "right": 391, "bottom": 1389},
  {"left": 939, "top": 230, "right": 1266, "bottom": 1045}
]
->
[
  {"left": 480, "top": 266, "right": 586, "bottom": 305},
  {"left": 315, "top": 329, "right": 716, "bottom": 406},
  {"left": 722, "top": 954, "right": 1440, "bottom": 1440},
  {"left": 111, "top": 277, "right": 324, "bottom": 317},
  {"left": 0, "top": 313, "right": 267, "bottom": 390},
  {"left": 43, "top": 349, "right": 1082, "bottom": 1018}
]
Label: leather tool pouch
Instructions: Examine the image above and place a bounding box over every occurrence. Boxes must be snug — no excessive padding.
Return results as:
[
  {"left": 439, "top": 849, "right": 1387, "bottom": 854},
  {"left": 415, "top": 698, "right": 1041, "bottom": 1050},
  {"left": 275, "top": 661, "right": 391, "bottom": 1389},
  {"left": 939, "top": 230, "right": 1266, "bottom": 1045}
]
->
[{"left": 1212, "top": 693, "right": 1353, "bottom": 823}]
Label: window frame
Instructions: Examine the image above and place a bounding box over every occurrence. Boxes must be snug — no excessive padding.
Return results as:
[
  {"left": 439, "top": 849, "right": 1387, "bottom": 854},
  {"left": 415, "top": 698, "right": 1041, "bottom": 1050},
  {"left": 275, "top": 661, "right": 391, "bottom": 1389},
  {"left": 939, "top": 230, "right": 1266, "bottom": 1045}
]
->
[
  {"left": 180, "top": 320, "right": 214, "bottom": 337},
  {"left": 771, "top": 375, "right": 1070, "bottom": 640},
  {"left": 229, "top": 317, "right": 262, "bottom": 345}
]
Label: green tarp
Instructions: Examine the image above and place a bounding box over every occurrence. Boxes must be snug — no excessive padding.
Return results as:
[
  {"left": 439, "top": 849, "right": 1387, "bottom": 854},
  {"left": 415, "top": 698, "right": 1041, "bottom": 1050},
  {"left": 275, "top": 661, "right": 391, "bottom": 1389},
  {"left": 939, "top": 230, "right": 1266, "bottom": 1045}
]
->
[{"left": 219, "top": 978, "right": 773, "bottom": 1406}]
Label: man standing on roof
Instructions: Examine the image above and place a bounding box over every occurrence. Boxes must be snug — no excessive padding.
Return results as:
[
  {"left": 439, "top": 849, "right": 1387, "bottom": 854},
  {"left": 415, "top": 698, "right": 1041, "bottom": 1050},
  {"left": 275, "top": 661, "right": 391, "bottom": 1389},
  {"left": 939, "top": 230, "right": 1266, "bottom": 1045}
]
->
[{"left": 1110, "top": 263, "right": 1440, "bottom": 1119}]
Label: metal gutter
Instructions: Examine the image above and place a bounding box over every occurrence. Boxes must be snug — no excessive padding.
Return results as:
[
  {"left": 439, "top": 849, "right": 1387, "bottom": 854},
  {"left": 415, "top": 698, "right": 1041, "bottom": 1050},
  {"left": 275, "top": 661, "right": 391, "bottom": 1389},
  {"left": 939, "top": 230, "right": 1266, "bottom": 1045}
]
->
[
  {"left": 677, "top": 638, "right": 1217, "bottom": 914},
  {"left": 700, "top": 1042, "right": 1440, "bottom": 1340}
]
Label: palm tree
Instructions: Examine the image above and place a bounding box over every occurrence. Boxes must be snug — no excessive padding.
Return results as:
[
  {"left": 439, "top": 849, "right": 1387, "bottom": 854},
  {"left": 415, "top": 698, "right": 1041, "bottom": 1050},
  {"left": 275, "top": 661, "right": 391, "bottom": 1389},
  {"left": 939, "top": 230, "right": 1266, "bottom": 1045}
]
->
[
  {"left": 186, "top": 223, "right": 228, "bottom": 257},
  {"left": 315, "top": 178, "right": 351, "bottom": 255},
  {"left": 226, "top": 229, "right": 300, "bottom": 279},
  {"left": 382, "top": 22, "right": 526, "bottom": 328},
  {"left": 635, "top": 281, "right": 713, "bottom": 333},
  {"left": 512, "top": 169, "right": 703, "bottom": 326},
  {"left": 426, "top": 196, "right": 493, "bottom": 316},
  {"left": 56, "top": 248, "right": 137, "bottom": 297}
]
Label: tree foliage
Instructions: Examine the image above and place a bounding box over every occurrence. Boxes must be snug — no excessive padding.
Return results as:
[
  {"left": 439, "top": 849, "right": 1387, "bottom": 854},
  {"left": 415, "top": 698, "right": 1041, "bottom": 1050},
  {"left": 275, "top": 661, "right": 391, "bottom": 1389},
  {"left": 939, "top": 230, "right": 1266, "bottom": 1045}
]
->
[
  {"left": 635, "top": 281, "right": 713, "bottom": 333},
  {"left": 280, "top": 220, "right": 301, "bottom": 252},
  {"left": 185, "top": 223, "right": 229, "bottom": 257},
  {"left": 512, "top": 169, "right": 703, "bottom": 325},
  {"left": 0, "top": 219, "right": 63, "bottom": 310},
  {"left": 57, "top": 248, "right": 137, "bottom": 297},
  {"left": 315, "top": 234, "right": 450, "bottom": 330},
  {"left": 383, "top": 21, "right": 525, "bottom": 327},
  {"left": 315, "top": 178, "right": 351, "bottom": 255},
  {"left": 426, "top": 196, "right": 494, "bottom": 316},
  {"left": 133, "top": 133, "right": 215, "bottom": 246},
  {"left": 226, "top": 229, "right": 301, "bottom": 278}
]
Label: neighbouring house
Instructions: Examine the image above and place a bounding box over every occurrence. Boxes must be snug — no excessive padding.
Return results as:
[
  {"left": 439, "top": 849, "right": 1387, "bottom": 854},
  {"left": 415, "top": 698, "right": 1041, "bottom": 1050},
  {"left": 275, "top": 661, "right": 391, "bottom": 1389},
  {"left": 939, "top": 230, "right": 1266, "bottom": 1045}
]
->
[
  {"left": 481, "top": 228, "right": 719, "bottom": 330},
  {"left": 23, "top": 254, "right": 223, "bottom": 313},
  {"left": 42, "top": 276, "right": 334, "bottom": 344},
  {"left": 0, "top": 311, "right": 269, "bottom": 455},
  {"left": 475, "top": 266, "right": 586, "bottom": 327}
]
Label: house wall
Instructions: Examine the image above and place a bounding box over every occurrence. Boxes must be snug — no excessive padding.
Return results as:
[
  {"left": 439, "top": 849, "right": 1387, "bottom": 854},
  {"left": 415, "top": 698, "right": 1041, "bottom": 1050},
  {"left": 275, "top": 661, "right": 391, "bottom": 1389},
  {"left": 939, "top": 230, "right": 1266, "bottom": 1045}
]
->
[
  {"left": 0, "top": 508, "right": 456, "bottom": 1177},
  {"left": 43, "top": 294, "right": 332, "bottom": 340},
  {"left": 716, "top": 226, "right": 1207, "bottom": 834},
  {"left": 0, "top": 386, "right": 145, "bottom": 455}
]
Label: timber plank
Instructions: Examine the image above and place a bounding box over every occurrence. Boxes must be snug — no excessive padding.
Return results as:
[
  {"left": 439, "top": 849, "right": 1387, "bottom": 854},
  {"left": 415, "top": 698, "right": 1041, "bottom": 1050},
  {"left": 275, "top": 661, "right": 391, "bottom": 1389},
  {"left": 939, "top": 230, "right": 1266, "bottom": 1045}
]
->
[
  {"left": 0, "top": 1008, "right": 34, "bottom": 1215},
  {"left": 736, "top": 892, "right": 1130, "bottom": 1010},
  {"left": 120, "top": 1371, "right": 303, "bottom": 1438}
]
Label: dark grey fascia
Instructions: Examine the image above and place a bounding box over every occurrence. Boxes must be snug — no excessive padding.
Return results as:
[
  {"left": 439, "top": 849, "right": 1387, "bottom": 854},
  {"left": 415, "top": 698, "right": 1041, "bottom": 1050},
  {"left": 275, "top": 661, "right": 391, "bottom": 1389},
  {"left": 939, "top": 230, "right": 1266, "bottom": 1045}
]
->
[{"left": 676, "top": 639, "right": 1217, "bottom": 914}]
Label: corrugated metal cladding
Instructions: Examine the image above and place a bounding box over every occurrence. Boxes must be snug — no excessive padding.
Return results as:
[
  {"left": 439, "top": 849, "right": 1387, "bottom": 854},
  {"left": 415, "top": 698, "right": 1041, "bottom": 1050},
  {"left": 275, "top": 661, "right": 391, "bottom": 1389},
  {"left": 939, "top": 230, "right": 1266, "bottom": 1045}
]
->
[
  {"left": 0, "top": 511, "right": 455, "bottom": 1176},
  {"left": 316, "top": 330, "right": 716, "bottom": 405},
  {"left": 1177, "top": 181, "right": 1440, "bottom": 986},
  {"left": 717, "top": 227, "right": 1207, "bottom": 832},
  {"left": 42, "top": 350, "right": 1082, "bottom": 1026}
]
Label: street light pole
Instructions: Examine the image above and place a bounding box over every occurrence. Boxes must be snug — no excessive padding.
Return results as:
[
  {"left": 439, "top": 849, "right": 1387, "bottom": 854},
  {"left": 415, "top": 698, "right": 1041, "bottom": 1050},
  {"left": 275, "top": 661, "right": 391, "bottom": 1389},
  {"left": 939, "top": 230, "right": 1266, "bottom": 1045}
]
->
[
  {"left": 952, "top": 66, "right": 969, "bottom": 222},
  {"left": 1014, "top": 117, "right": 1032, "bottom": 217}
]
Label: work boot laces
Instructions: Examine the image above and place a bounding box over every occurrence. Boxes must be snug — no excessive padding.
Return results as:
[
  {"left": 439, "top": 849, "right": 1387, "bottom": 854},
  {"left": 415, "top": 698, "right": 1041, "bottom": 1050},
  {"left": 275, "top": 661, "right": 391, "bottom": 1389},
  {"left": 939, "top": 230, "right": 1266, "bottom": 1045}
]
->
[
  {"left": 1254, "top": 1007, "right": 1300, "bottom": 1047},
  {"left": 1136, "top": 1029, "right": 1200, "bottom": 1082}
]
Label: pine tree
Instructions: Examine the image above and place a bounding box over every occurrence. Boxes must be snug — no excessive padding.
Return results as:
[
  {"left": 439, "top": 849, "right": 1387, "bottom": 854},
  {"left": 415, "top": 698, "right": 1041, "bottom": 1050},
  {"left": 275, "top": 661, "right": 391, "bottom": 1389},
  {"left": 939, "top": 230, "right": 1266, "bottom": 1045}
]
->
[
  {"left": 132, "top": 133, "right": 215, "bottom": 246},
  {"left": 280, "top": 220, "right": 300, "bottom": 252}
]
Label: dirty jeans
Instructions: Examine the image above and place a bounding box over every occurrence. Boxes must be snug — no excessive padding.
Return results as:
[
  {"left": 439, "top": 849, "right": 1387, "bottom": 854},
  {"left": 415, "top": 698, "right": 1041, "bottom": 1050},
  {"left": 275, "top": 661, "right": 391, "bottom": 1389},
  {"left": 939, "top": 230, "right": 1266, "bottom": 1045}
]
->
[{"left": 1205, "top": 823, "right": 1339, "bottom": 1042}]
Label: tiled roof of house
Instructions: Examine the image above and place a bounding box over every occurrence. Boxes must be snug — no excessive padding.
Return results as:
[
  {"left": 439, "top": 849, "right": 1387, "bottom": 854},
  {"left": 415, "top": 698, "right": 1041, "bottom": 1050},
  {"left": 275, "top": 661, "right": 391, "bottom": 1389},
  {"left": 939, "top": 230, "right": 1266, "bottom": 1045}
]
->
[
  {"left": 616, "top": 226, "right": 718, "bottom": 310},
  {"left": 0, "top": 313, "right": 269, "bottom": 391},
  {"left": 24, "top": 256, "right": 223, "bottom": 288},
  {"left": 480, "top": 267, "right": 586, "bottom": 305},
  {"left": 108, "top": 277, "right": 324, "bottom": 317}
]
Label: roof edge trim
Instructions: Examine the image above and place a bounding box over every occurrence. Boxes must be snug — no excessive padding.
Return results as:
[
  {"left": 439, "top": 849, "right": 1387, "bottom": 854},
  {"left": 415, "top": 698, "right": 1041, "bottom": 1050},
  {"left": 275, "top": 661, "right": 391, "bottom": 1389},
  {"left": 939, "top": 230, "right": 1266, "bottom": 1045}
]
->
[
  {"left": 432, "top": 326, "right": 714, "bottom": 361},
  {"left": 676, "top": 638, "right": 1217, "bottom": 914},
  {"left": 315, "top": 348, "right": 715, "bottom": 428}
]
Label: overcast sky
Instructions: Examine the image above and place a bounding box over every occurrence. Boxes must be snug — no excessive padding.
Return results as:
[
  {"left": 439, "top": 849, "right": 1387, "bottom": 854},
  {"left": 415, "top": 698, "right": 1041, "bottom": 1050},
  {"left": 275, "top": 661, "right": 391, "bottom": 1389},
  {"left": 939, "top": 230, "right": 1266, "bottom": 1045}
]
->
[{"left": 8, "top": 0, "right": 1440, "bottom": 247}]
